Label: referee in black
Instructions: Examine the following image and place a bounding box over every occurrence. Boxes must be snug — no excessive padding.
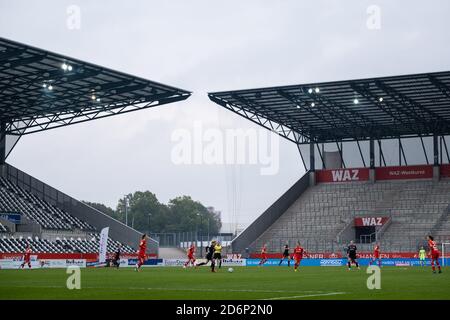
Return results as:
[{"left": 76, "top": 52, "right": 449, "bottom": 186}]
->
[
  {"left": 278, "top": 243, "right": 291, "bottom": 266},
  {"left": 347, "top": 240, "right": 360, "bottom": 270},
  {"left": 112, "top": 245, "right": 121, "bottom": 268}
]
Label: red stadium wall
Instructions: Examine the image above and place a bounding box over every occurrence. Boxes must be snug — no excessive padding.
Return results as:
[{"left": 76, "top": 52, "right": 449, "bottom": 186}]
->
[
  {"left": 316, "top": 164, "right": 450, "bottom": 183},
  {"left": 375, "top": 165, "right": 433, "bottom": 180},
  {"left": 441, "top": 164, "right": 450, "bottom": 178},
  {"left": 0, "top": 252, "right": 157, "bottom": 261}
]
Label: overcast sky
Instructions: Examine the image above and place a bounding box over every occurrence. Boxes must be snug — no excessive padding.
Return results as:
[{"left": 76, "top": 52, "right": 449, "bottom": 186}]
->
[{"left": 1, "top": 0, "right": 450, "bottom": 230}]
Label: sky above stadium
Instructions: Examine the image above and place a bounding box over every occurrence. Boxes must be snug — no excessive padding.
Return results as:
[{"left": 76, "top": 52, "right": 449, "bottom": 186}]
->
[{"left": 1, "top": 0, "right": 450, "bottom": 231}]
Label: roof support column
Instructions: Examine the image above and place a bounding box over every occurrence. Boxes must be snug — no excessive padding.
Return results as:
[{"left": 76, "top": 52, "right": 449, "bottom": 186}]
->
[
  {"left": 433, "top": 134, "right": 439, "bottom": 166},
  {"left": 309, "top": 141, "right": 316, "bottom": 186},
  {"left": 369, "top": 139, "right": 375, "bottom": 183},
  {"left": 433, "top": 134, "right": 440, "bottom": 181},
  {"left": 310, "top": 141, "right": 315, "bottom": 172},
  {"left": 369, "top": 139, "right": 375, "bottom": 169},
  {"left": 0, "top": 122, "right": 6, "bottom": 165}
]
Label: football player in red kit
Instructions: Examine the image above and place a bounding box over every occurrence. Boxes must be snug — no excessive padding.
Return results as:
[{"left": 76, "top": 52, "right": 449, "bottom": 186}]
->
[
  {"left": 427, "top": 235, "right": 442, "bottom": 274},
  {"left": 369, "top": 243, "right": 382, "bottom": 267},
  {"left": 20, "top": 244, "right": 32, "bottom": 269},
  {"left": 293, "top": 242, "right": 305, "bottom": 272},
  {"left": 184, "top": 243, "right": 196, "bottom": 268},
  {"left": 258, "top": 244, "right": 268, "bottom": 266},
  {"left": 135, "top": 234, "right": 147, "bottom": 272}
]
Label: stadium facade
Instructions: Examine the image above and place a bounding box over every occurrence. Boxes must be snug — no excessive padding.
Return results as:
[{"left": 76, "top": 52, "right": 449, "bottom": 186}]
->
[
  {"left": 0, "top": 37, "right": 191, "bottom": 261},
  {"left": 209, "top": 71, "right": 450, "bottom": 256}
]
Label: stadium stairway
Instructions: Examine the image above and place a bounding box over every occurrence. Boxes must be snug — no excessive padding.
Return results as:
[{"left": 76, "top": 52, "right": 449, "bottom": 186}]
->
[{"left": 158, "top": 247, "right": 187, "bottom": 259}]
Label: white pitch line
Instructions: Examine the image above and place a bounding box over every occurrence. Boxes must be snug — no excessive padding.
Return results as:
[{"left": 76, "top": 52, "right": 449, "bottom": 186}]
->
[
  {"left": 95, "top": 286, "right": 326, "bottom": 294},
  {"left": 261, "top": 292, "right": 346, "bottom": 300},
  {"left": 0, "top": 284, "right": 327, "bottom": 295}
]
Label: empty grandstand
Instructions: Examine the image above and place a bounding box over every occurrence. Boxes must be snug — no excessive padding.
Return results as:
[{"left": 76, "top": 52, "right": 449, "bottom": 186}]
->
[
  {"left": 0, "top": 234, "right": 135, "bottom": 255},
  {"left": 209, "top": 71, "right": 450, "bottom": 256},
  {"left": 0, "top": 176, "right": 95, "bottom": 231},
  {"left": 0, "top": 37, "right": 191, "bottom": 259},
  {"left": 248, "top": 174, "right": 450, "bottom": 253}
]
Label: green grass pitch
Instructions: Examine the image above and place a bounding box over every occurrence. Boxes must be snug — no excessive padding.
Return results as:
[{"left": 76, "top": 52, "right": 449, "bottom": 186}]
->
[{"left": 0, "top": 266, "right": 448, "bottom": 300}]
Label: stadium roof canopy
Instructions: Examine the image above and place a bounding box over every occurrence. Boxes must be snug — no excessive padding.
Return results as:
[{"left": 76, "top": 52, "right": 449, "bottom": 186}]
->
[
  {"left": 0, "top": 37, "right": 191, "bottom": 136},
  {"left": 208, "top": 71, "right": 450, "bottom": 145}
]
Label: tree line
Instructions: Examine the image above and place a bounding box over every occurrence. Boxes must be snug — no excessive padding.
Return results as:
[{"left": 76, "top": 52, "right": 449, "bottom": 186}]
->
[{"left": 83, "top": 192, "right": 222, "bottom": 235}]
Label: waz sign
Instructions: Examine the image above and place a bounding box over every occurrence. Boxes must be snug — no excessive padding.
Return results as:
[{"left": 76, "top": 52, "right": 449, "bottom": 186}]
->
[
  {"left": 316, "top": 168, "right": 369, "bottom": 183},
  {"left": 354, "top": 217, "right": 390, "bottom": 227}
]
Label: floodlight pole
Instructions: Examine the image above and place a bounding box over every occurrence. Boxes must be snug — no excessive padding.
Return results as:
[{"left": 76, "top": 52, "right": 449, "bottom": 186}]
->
[
  {"left": 124, "top": 196, "right": 128, "bottom": 227},
  {"left": 147, "top": 212, "right": 151, "bottom": 234}
]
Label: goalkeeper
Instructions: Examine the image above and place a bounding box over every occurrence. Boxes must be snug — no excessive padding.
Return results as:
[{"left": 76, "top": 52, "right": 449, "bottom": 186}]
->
[{"left": 418, "top": 246, "right": 426, "bottom": 267}]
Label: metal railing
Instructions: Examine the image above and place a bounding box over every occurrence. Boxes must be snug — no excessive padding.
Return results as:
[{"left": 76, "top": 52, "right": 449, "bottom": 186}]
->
[{"left": 150, "top": 232, "right": 234, "bottom": 248}]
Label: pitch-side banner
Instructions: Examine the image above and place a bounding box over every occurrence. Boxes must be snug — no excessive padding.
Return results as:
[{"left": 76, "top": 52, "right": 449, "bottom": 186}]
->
[
  {"left": 163, "top": 258, "right": 246, "bottom": 267},
  {"left": 245, "top": 258, "right": 450, "bottom": 267},
  {"left": 0, "top": 259, "right": 86, "bottom": 269},
  {"left": 99, "top": 227, "right": 109, "bottom": 263}
]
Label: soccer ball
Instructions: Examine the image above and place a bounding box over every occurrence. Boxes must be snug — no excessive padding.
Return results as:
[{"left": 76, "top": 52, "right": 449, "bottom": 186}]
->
[
  {"left": 228, "top": 267, "right": 234, "bottom": 273},
  {"left": 183, "top": 265, "right": 186, "bottom": 269}
]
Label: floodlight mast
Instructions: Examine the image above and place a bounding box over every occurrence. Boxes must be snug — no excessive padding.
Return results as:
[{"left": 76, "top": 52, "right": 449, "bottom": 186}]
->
[{"left": 442, "top": 242, "right": 450, "bottom": 267}]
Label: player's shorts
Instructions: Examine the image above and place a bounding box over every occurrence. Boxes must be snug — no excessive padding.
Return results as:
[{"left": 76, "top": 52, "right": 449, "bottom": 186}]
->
[
  {"left": 206, "top": 253, "right": 213, "bottom": 261},
  {"left": 348, "top": 255, "right": 357, "bottom": 261},
  {"left": 282, "top": 252, "right": 290, "bottom": 258},
  {"left": 213, "top": 253, "right": 221, "bottom": 260},
  {"left": 187, "top": 255, "right": 195, "bottom": 260},
  {"left": 261, "top": 254, "right": 267, "bottom": 260},
  {"left": 431, "top": 252, "right": 440, "bottom": 260},
  {"left": 419, "top": 256, "right": 425, "bottom": 261},
  {"left": 138, "top": 254, "right": 145, "bottom": 264},
  {"left": 294, "top": 256, "right": 302, "bottom": 264}
]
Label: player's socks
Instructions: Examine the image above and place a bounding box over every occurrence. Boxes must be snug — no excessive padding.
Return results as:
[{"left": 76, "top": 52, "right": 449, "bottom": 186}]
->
[
  {"left": 279, "top": 260, "right": 282, "bottom": 266},
  {"left": 288, "top": 260, "right": 290, "bottom": 267},
  {"left": 347, "top": 261, "right": 351, "bottom": 269}
]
